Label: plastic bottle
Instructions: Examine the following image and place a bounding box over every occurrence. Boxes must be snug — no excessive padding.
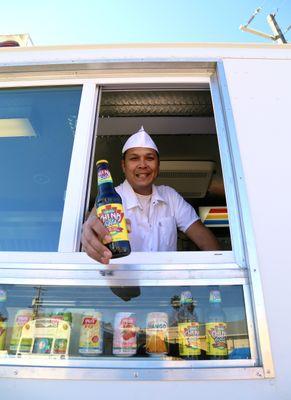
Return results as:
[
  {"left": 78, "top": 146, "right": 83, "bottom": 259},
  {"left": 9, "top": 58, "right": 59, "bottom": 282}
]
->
[
  {"left": 168, "top": 295, "right": 180, "bottom": 357},
  {"left": 205, "top": 288, "right": 228, "bottom": 359},
  {"left": 9, "top": 309, "right": 33, "bottom": 353},
  {"left": 178, "top": 290, "right": 201, "bottom": 360}
]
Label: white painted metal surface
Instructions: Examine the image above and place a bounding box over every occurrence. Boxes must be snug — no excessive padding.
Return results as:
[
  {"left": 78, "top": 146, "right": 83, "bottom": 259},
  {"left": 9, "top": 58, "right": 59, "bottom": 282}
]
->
[
  {"left": 0, "top": 43, "right": 290, "bottom": 399},
  {"left": 58, "top": 83, "right": 99, "bottom": 252},
  {"left": 0, "top": 43, "right": 291, "bottom": 69},
  {"left": 222, "top": 57, "right": 291, "bottom": 397}
]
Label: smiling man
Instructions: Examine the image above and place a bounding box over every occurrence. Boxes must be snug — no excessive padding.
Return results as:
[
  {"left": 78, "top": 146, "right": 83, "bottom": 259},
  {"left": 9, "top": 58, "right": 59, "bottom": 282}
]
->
[{"left": 81, "top": 126, "right": 220, "bottom": 264}]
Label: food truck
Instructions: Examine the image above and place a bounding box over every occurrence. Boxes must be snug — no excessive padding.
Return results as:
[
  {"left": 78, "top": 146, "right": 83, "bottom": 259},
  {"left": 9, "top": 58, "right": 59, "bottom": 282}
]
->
[{"left": 0, "top": 34, "right": 290, "bottom": 399}]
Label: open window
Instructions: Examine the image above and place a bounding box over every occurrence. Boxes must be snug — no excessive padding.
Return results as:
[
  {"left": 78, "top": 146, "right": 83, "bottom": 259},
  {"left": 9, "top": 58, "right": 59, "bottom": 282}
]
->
[{"left": 86, "top": 88, "right": 232, "bottom": 258}]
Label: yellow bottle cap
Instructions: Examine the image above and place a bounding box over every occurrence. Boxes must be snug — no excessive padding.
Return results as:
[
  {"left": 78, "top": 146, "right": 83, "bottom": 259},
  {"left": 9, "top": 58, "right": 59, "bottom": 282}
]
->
[{"left": 96, "top": 159, "right": 109, "bottom": 165}]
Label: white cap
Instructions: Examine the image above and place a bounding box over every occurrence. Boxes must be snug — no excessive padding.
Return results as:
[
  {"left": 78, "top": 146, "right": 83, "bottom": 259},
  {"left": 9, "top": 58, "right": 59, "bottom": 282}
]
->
[{"left": 122, "top": 126, "right": 159, "bottom": 154}]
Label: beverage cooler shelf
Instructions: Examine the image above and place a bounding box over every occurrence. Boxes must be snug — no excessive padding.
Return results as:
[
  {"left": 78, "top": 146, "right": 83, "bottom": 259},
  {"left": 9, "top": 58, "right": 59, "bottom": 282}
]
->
[{"left": 0, "top": 284, "right": 252, "bottom": 364}]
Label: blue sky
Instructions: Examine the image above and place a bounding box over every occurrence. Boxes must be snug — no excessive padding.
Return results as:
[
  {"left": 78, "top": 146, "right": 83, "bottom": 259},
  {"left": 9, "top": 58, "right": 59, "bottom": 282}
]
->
[{"left": 1, "top": 0, "right": 290, "bottom": 45}]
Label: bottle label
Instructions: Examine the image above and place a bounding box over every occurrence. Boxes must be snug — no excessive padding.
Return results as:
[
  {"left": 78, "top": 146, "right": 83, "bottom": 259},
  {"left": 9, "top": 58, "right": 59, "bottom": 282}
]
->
[
  {"left": 0, "top": 321, "right": 7, "bottom": 350},
  {"left": 79, "top": 312, "right": 103, "bottom": 354},
  {"left": 113, "top": 315, "right": 137, "bottom": 356},
  {"left": 178, "top": 322, "right": 201, "bottom": 356},
  {"left": 146, "top": 312, "right": 169, "bottom": 355},
  {"left": 97, "top": 203, "right": 129, "bottom": 242},
  {"left": 10, "top": 310, "right": 33, "bottom": 352},
  {"left": 98, "top": 168, "right": 113, "bottom": 184},
  {"left": 206, "top": 322, "right": 228, "bottom": 356}
]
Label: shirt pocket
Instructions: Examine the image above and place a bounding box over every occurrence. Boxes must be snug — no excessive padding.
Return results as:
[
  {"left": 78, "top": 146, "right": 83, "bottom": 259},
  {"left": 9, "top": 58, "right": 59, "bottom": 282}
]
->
[{"left": 158, "top": 216, "right": 177, "bottom": 251}]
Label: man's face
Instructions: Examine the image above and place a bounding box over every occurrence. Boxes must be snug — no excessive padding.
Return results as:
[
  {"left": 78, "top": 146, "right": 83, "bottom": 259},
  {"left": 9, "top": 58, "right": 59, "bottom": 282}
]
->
[{"left": 122, "top": 147, "right": 159, "bottom": 195}]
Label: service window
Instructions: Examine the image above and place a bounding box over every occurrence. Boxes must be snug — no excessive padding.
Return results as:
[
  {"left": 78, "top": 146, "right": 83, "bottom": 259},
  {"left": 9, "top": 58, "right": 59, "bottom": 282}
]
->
[
  {"left": 0, "top": 75, "right": 271, "bottom": 380},
  {"left": 86, "top": 89, "right": 232, "bottom": 254}
]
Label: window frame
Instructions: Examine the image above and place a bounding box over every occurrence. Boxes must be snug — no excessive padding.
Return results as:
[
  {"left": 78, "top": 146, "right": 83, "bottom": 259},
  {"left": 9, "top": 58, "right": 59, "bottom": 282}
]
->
[
  {"left": 0, "top": 64, "right": 274, "bottom": 380},
  {"left": 0, "top": 279, "right": 258, "bottom": 381},
  {"left": 72, "top": 77, "right": 241, "bottom": 267}
]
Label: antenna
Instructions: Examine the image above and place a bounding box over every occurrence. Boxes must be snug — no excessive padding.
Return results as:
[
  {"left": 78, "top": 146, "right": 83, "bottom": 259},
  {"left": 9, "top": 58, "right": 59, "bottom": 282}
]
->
[{"left": 240, "top": 6, "right": 288, "bottom": 44}]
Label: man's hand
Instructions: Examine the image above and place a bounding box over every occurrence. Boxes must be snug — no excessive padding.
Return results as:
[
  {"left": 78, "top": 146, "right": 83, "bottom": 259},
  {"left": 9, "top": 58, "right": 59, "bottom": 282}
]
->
[
  {"left": 81, "top": 208, "right": 132, "bottom": 264},
  {"left": 81, "top": 208, "right": 112, "bottom": 264}
]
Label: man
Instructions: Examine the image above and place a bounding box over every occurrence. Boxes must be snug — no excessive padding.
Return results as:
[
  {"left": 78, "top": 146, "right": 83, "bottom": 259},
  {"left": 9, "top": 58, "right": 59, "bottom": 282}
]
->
[{"left": 82, "top": 126, "right": 220, "bottom": 264}]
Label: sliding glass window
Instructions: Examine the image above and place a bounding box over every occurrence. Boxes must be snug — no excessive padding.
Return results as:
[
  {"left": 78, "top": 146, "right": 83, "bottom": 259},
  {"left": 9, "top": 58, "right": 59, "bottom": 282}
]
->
[{"left": 0, "top": 86, "right": 82, "bottom": 251}]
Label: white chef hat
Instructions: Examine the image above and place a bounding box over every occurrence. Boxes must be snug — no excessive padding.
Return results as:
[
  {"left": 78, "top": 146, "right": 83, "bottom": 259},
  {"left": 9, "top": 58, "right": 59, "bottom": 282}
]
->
[{"left": 122, "top": 126, "right": 159, "bottom": 154}]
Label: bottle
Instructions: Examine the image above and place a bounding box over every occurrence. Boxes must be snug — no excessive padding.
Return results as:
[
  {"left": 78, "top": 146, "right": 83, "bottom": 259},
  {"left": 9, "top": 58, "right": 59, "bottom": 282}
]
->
[
  {"left": 0, "top": 288, "right": 8, "bottom": 351},
  {"left": 146, "top": 312, "right": 169, "bottom": 356},
  {"left": 96, "top": 160, "right": 131, "bottom": 259},
  {"left": 205, "top": 288, "right": 228, "bottom": 360},
  {"left": 168, "top": 295, "right": 180, "bottom": 357},
  {"left": 113, "top": 312, "right": 137, "bottom": 356},
  {"left": 79, "top": 310, "right": 103, "bottom": 356},
  {"left": 9, "top": 309, "right": 33, "bottom": 353},
  {"left": 178, "top": 290, "right": 201, "bottom": 360}
]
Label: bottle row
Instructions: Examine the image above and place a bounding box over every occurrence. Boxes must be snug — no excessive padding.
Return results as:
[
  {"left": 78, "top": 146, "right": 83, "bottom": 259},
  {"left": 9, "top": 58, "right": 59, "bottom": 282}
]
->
[{"left": 0, "top": 289, "right": 229, "bottom": 359}]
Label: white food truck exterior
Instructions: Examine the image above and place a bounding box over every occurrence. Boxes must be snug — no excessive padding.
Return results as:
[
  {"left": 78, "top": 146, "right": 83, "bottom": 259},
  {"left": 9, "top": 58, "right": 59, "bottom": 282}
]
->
[{"left": 0, "top": 42, "right": 290, "bottom": 399}]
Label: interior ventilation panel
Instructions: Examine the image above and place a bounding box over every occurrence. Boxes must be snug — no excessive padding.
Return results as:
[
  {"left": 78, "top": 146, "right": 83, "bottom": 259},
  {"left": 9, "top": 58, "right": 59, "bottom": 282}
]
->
[{"left": 155, "top": 161, "right": 215, "bottom": 198}]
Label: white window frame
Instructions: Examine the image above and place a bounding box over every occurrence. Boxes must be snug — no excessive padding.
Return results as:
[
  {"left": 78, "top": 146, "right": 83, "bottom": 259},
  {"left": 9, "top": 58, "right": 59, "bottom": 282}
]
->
[
  {"left": 0, "top": 64, "right": 274, "bottom": 380},
  {"left": 0, "top": 76, "right": 239, "bottom": 268}
]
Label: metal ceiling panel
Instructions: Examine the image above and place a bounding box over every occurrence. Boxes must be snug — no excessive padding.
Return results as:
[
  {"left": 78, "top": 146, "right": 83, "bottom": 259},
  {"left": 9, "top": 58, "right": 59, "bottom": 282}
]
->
[{"left": 100, "top": 91, "right": 213, "bottom": 117}]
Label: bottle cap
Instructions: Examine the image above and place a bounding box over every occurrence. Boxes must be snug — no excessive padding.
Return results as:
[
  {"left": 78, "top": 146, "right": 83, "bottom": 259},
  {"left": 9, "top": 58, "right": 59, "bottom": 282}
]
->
[
  {"left": 0, "top": 289, "right": 7, "bottom": 302},
  {"left": 96, "top": 159, "right": 108, "bottom": 165},
  {"left": 180, "top": 290, "right": 193, "bottom": 305},
  {"left": 209, "top": 290, "right": 221, "bottom": 303}
]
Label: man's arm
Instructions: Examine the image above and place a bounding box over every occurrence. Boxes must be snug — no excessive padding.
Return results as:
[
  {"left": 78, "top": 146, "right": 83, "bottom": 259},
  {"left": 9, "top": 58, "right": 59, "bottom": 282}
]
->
[
  {"left": 81, "top": 207, "right": 113, "bottom": 264},
  {"left": 185, "top": 220, "right": 221, "bottom": 251}
]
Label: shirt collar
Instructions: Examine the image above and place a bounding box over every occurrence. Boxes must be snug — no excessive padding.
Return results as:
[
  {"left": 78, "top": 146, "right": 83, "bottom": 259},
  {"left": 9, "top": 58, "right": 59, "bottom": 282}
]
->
[
  {"left": 151, "top": 184, "right": 167, "bottom": 205},
  {"left": 122, "top": 180, "right": 167, "bottom": 209}
]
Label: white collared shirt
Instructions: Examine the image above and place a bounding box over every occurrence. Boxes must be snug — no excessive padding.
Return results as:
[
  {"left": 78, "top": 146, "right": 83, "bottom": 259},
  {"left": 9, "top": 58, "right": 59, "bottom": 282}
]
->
[{"left": 115, "top": 180, "right": 199, "bottom": 252}]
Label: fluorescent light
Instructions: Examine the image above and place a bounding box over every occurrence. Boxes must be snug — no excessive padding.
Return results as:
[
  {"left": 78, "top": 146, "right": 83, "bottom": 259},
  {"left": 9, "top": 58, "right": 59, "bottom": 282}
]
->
[{"left": 0, "top": 118, "right": 36, "bottom": 137}]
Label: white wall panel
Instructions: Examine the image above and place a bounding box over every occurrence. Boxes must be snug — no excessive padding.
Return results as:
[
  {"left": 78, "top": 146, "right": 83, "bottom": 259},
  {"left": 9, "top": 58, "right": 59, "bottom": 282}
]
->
[{"left": 222, "top": 58, "right": 291, "bottom": 398}]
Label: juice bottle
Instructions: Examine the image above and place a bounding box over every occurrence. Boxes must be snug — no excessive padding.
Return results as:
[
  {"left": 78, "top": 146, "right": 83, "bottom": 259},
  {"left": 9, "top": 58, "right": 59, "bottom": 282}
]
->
[{"left": 205, "top": 288, "right": 228, "bottom": 359}]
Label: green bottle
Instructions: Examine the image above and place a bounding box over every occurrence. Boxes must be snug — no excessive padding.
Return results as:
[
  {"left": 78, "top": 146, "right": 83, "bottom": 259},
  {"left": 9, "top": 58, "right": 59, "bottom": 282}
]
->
[
  {"left": 96, "top": 160, "right": 131, "bottom": 258},
  {"left": 205, "top": 288, "right": 228, "bottom": 359}
]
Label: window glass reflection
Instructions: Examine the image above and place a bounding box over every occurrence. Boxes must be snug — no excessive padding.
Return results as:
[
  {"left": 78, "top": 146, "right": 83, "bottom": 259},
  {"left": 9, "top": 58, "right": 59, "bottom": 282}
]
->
[
  {"left": 0, "top": 284, "right": 251, "bottom": 361},
  {"left": 0, "top": 86, "right": 82, "bottom": 251}
]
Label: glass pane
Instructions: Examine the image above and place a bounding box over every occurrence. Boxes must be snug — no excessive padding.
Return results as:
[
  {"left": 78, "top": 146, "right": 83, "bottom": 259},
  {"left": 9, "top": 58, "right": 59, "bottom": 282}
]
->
[
  {"left": 0, "top": 284, "right": 251, "bottom": 362},
  {"left": 0, "top": 86, "right": 82, "bottom": 251}
]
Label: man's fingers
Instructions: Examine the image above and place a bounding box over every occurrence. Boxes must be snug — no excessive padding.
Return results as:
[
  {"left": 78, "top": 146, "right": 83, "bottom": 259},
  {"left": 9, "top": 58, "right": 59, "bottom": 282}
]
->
[
  {"left": 83, "top": 228, "right": 112, "bottom": 258},
  {"left": 90, "top": 216, "right": 112, "bottom": 243},
  {"left": 81, "top": 214, "right": 112, "bottom": 263},
  {"left": 83, "top": 241, "right": 112, "bottom": 264}
]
